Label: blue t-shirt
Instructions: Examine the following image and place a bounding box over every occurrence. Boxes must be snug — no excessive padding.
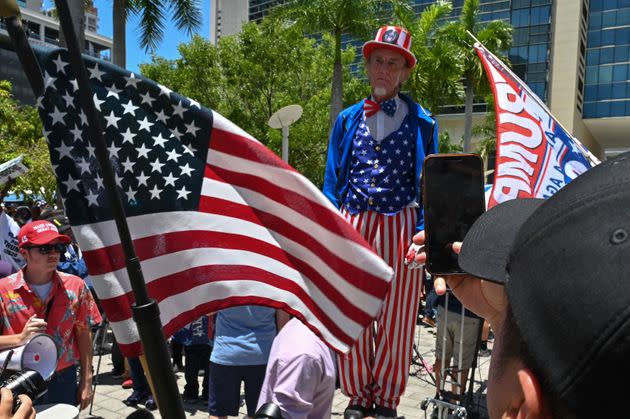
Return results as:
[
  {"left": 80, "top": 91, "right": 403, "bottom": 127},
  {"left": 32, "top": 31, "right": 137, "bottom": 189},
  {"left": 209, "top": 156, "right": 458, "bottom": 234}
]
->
[
  {"left": 210, "top": 305, "right": 276, "bottom": 366},
  {"left": 172, "top": 316, "right": 212, "bottom": 346}
]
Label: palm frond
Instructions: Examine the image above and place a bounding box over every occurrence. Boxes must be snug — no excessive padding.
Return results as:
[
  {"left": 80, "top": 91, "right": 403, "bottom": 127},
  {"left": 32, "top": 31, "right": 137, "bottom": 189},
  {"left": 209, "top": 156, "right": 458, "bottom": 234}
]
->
[
  {"left": 135, "top": 0, "right": 166, "bottom": 52},
  {"left": 460, "top": 0, "right": 479, "bottom": 32},
  {"left": 170, "top": 0, "right": 202, "bottom": 34},
  {"left": 416, "top": 1, "right": 452, "bottom": 44}
]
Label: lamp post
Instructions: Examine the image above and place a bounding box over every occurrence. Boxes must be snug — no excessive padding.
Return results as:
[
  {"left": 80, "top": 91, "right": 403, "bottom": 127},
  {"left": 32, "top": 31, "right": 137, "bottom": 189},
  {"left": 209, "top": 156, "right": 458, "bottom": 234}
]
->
[{"left": 268, "top": 104, "right": 303, "bottom": 162}]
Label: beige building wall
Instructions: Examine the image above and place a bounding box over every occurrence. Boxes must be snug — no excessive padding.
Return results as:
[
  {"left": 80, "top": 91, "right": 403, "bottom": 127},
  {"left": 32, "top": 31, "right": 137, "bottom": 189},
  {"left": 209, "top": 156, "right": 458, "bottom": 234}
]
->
[
  {"left": 548, "top": 0, "right": 602, "bottom": 157},
  {"left": 437, "top": 113, "right": 487, "bottom": 150},
  {"left": 210, "top": 0, "right": 249, "bottom": 45}
]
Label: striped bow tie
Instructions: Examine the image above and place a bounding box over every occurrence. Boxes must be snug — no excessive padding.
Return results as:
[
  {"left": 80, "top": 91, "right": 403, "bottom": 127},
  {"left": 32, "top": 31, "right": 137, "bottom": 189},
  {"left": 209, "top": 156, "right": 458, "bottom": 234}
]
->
[{"left": 364, "top": 98, "right": 397, "bottom": 118}]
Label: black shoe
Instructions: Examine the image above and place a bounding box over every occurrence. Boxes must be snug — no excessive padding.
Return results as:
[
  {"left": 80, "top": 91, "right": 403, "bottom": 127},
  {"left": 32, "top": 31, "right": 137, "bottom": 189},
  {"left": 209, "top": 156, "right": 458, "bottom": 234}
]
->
[
  {"left": 123, "top": 390, "right": 148, "bottom": 406},
  {"left": 374, "top": 405, "right": 397, "bottom": 419},
  {"left": 182, "top": 392, "right": 199, "bottom": 403},
  {"left": 111, "top": 370, "right": 124, "bottom": 379},
  {"left": 344, "top": 404, "right": 371, "bottom": 419},
  {"left": 145, "top": 395, "right": 158, "bottom": 411}
]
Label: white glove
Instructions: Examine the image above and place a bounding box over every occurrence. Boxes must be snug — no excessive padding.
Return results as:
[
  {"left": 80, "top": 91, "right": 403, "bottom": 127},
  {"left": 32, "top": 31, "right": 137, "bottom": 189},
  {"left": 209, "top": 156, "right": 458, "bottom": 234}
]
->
[{"left": 404, "top": 242, "right": 425, "bottom": 269}]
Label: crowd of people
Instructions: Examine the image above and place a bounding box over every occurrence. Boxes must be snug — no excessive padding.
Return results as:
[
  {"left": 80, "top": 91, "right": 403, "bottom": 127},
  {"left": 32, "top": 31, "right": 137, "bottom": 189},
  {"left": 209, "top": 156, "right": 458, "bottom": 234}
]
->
[{"left": 0, "top": 21, "right": 627, "bottom": 419}]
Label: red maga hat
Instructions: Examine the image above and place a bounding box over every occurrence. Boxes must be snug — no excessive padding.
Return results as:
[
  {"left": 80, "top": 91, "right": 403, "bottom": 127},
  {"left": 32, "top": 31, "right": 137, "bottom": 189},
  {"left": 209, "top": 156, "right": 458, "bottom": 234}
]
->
[
  {"left": 18, "top": 220, "right": 71, "bottom": 249},
  {"left": 363, "top": 26, "right": 416, "bottom": 68}
]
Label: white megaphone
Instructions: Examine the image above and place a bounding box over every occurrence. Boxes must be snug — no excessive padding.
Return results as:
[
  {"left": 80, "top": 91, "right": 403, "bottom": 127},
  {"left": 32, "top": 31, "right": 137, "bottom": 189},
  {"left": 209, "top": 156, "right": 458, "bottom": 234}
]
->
[{"left": 0, "top": 334, "right": 58, "bottom": 380}]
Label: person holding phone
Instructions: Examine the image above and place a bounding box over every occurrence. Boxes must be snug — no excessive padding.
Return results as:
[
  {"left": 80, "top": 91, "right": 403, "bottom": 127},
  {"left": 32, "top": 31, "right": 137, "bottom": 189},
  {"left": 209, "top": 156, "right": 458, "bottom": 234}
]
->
[
  {"left": 323, "top": 25, "right": 438, "bottom": 419},
  {"left": 412, "top": 151, "right": 630, "bottom": 418}
]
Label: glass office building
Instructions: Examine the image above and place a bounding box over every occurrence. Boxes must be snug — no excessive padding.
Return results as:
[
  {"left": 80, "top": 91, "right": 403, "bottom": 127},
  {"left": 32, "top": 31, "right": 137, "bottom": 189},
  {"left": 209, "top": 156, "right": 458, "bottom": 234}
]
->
[
  {"left": 249, "top": 0, "right": 287, "bottom": 21},
  {"left": 211, "top": 0, "right": 629, "bottom": 156},
  {"left": 412, "top": 0, "right": 552, "bottom": 104},
  {"left": 584, "top": 0, "right": 630, "bottom": 118},
  {"left": 232, "top": 0, "right": 555, "bottom": 107}
]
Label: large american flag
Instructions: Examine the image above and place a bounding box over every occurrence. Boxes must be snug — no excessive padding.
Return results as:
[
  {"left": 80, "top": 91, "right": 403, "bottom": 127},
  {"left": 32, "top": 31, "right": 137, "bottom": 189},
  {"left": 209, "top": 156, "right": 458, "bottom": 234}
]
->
[{"left": 35, "top": 47, "right": 393, "bottom": 357}]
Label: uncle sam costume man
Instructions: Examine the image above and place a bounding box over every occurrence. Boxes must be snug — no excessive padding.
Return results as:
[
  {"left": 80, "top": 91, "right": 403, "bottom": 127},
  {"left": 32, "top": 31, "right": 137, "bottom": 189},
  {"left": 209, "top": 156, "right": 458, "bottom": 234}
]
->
[{"left": 323, "top": 26, "right": 438, "bottom": 419}]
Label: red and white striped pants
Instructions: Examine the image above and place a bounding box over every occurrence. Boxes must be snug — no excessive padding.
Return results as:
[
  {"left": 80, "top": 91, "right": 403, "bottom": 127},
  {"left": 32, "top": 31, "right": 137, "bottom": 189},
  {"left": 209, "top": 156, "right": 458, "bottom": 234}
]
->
[{"left": 338, "top": 206, "right": 422, "bottom": 409}]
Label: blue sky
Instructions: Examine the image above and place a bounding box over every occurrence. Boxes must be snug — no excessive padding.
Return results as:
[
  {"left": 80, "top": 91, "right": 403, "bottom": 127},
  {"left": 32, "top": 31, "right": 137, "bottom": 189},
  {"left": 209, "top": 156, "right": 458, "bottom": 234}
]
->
[{"left": 44, "top": 0, "right": 211, "bottom": 72}]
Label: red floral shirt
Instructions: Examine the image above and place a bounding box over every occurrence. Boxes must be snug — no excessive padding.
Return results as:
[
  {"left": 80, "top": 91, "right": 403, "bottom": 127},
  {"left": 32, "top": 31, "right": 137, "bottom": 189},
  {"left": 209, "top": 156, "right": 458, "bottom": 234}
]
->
[{"left": 0, "top": 269, "right": 102, "bottom": 371}]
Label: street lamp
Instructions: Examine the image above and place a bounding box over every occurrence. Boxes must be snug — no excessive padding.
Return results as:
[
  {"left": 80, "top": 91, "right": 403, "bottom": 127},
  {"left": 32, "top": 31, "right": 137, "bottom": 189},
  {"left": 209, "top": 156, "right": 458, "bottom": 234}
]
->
[{"left": 268, "top": 104, "right": 303, "bottom": 162}]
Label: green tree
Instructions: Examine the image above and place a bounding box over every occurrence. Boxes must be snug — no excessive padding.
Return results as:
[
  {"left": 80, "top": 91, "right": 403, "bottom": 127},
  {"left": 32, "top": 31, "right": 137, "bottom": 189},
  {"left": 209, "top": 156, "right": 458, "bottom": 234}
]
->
[
  {"left": 440, "top": 0, "right": 512, "bottom": 152},
  {"left": 140, "top": 18, "right": 363, "bottom": 186},
  {"left": 140, "top": 35, "right": 224, "bottom": 110},
  {"left": 217, "top": 19, "right": 363, "bottom": 186},
  {"left": 111, "top": 0, "right": 202, "bottom": 68},
  {"left": 438, "top": 131, "right": 463, "bottom": 153},
  {"left": 472, "top": 94, "right": 497, "bottom": 162},
  {"left": 394, "top": 0, "right": 464, "bottom": 113},
  {"left": 0, "top": 81, "right": 56, "bottom": 203},
  {"left": 277, "top": 0, "right": 383, "bottom": 129}
]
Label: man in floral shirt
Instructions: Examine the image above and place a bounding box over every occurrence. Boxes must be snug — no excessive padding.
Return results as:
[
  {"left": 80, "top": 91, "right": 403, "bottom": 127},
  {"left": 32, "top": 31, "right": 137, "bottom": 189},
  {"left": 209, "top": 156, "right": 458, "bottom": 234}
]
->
[{"left": 0, "top": 220, "right": 101, "bottom": 410}]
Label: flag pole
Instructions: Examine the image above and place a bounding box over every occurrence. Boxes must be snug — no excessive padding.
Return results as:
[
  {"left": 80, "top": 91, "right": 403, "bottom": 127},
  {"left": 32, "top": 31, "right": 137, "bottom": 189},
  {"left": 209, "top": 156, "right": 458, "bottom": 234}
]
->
[
  {"left": 0, "top": 1, "right": 44, "bottom": 97},
  {"left": 466, "top": 31, "right": 601, "bottom": 166},
  {"left": 50, "top": 1, "right": 185, "bottom": 417}
]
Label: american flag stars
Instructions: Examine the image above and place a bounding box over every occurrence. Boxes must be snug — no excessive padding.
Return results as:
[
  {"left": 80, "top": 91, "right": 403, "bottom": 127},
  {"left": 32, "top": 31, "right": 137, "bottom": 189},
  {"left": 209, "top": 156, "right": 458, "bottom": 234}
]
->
[
  {"left": 344, "top": 117, "right": 417, "bottom": 215},
  {"left": 38, "top": 50, "right": 208, "bottom": 222}
]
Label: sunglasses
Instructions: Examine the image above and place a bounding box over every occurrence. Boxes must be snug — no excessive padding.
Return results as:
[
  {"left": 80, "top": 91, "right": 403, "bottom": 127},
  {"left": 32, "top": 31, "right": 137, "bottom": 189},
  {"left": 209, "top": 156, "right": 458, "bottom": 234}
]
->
[{"left": 27, "top": 244, "right": 66, "bottom": 255}]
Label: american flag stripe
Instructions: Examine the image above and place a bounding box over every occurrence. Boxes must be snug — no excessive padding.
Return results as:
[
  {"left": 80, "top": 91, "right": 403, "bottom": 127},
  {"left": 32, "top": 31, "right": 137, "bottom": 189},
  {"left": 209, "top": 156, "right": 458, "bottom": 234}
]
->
[
  {"left": 37, "top": 47, "right": 394, "bottom": 357},
  {"left": 398, "top": 30, "right": 408, "bottom": 49},
  {"left": 199, "top": 175, "right": 388, "bottom": 295},
  {"left": 81, "top": 213, "right": 388, "bottom": 307},
  {"left": 89, "top": 240, "right": 378, "bottom": 329},
  {"left": 88, "top": 230, "right": 379, "bottom": 338},
  {"left": 78, "top": 112, "right": 392, "bottom": 354},
  {"left": 110, "top": 281, "right": 353, "bottom": 352},
  {"left": 207, "top": 125, "right": 372, "bottom": 249},
  {"left": 80, "top": 210, "right": 387, "bottom": 307}
]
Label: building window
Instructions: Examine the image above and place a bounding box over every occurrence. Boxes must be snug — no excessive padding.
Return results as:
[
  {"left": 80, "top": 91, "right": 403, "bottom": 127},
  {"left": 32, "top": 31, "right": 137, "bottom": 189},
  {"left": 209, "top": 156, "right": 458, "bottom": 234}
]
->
[
  {"left": 44, "top": 27, "right": 59, "bottom": 46},
  {"left": 508, "top": 2, "right": 552, "bottom": 102},
  {"left": 584, "top": 0, "right": 630, "bottom": 117}
]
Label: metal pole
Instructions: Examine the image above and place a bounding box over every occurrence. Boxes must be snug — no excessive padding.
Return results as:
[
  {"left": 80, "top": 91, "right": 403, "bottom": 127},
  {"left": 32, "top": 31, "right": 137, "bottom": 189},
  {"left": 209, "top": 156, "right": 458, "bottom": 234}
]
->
[
  {"left": 439, "top": 292, "right": 449, "bottom": 418},
  {"left": 281, "top": 125, "right": 289, "bottom": 162},
  {"left": 51, "top": 1, "right": 185, "bottom": 417}
]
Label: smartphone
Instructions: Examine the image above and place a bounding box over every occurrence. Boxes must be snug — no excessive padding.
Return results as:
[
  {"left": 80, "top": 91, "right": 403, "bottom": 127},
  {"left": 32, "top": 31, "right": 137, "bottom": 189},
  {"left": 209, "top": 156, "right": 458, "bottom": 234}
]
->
[{"left": 422, "top": 154, "right": 485, "bottom": 275}]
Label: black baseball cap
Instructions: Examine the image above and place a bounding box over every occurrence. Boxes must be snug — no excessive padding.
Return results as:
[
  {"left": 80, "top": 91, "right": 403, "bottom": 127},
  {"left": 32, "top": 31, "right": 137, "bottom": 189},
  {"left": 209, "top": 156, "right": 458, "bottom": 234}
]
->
[
  {"left": 46, "top": 214, "right": 71, "bottom": 233},
  {"left": 458, "top": 151, "right": 630, "bottom": 415}
]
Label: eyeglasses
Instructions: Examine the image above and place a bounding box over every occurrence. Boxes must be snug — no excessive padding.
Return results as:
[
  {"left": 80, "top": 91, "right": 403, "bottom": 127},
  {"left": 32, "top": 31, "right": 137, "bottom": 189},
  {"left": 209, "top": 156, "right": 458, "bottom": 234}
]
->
[{"left": 27, "top": 244, "right": 66, "bottom": 255}]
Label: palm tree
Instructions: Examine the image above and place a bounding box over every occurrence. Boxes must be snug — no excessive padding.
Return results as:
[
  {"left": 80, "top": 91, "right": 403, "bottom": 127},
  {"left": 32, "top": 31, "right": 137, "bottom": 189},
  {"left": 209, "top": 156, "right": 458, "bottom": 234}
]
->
[
  {"left": 440, "top": 0, "right": 511, "bottom": 152},
  {"left": 111, "top": 0, "right": 202, "bottom": 68},
  {"left": 472, "top": 94, "right": 497, "bottom": 161},
  {"left": 277, "top": 0, "right": 383, "bottom": 129},
  {"left": 438, "top": 131, "right": 463, "bottom": 153},
  {"left": 394, "top": 0, "right": 464, "bottom": 114}
]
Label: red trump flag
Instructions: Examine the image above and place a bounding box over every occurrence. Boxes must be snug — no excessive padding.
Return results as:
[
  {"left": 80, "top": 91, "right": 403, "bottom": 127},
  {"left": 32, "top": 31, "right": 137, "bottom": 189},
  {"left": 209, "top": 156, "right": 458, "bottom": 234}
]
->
[{"left": 474, "top": 41, "right": 598, "bottom": 208}]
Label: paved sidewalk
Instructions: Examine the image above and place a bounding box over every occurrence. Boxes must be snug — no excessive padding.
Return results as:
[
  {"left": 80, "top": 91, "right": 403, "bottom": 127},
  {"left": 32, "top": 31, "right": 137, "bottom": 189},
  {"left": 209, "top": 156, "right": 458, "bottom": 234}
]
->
[{"left": 80, "top": 322, "right": 492, "bottom": 419}]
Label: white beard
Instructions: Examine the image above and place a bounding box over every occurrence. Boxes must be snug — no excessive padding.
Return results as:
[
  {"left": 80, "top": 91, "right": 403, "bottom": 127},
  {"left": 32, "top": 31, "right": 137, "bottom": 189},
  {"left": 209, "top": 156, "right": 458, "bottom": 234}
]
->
[{"left": 372, "top": 87, "right": 387, "bottom": 98}]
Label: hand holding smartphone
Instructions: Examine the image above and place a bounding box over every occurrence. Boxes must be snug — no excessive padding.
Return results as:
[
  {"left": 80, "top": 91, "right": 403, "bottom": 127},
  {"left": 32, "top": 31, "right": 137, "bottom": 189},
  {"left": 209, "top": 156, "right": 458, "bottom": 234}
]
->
[{"left": 422, "top": 154, "right": 485, "bottom": 275}]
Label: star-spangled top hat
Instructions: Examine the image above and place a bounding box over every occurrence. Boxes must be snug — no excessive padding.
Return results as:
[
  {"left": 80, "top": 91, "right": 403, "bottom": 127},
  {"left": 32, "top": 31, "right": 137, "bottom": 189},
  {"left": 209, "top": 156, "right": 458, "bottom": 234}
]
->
[{"left": 363, "top": 25, "right": 417, "bottom": 68}]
